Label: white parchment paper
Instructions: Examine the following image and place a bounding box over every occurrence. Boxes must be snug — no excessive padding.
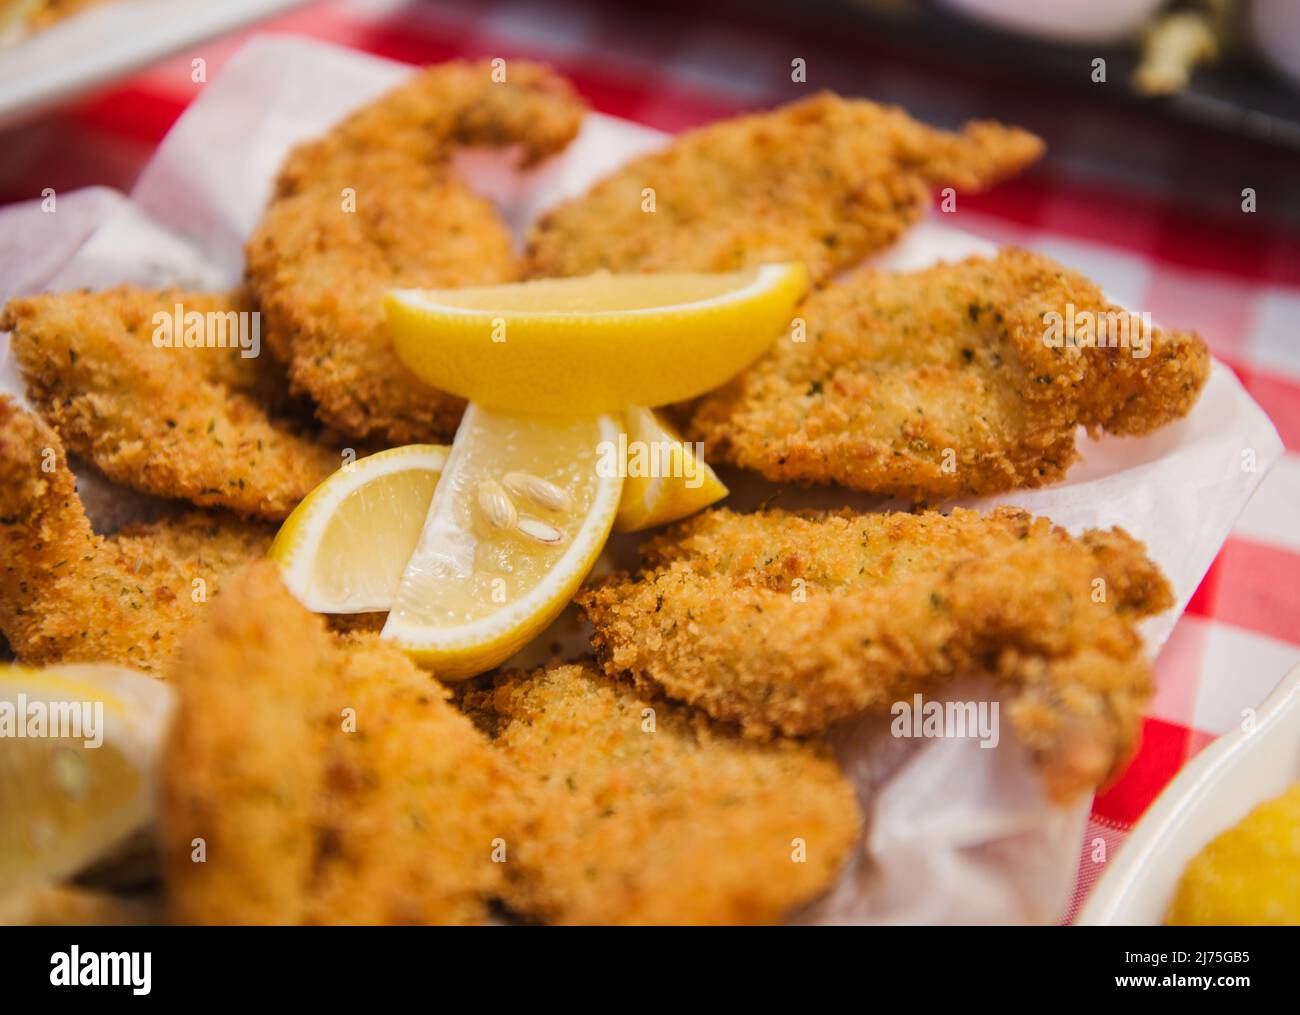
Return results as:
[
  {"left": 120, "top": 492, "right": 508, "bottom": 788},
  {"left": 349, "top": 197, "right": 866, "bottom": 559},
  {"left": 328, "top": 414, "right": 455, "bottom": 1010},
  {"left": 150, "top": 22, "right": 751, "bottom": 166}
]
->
[{"left": 0, "top": 35, "right": 1283, "bottom": 924}]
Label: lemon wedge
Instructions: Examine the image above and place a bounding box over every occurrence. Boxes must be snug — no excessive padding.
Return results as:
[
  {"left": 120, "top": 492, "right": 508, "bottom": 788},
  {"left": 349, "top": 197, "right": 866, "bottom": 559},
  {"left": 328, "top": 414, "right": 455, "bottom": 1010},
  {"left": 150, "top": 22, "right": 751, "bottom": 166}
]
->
[
  {"left": 382, "top": 405, "right": 622, "bottom": 678},
  {"left": 269, "top": 444, "right": 449, "bottom": 613},
  {"left": 0, "top": 663, "right": 173, "bottom": 897},
  {"left": 614, "top": 406, "right": 729, "bottom": 532},
  {"left": 386, "top": 263, "right": 808, "bottom": 415}
]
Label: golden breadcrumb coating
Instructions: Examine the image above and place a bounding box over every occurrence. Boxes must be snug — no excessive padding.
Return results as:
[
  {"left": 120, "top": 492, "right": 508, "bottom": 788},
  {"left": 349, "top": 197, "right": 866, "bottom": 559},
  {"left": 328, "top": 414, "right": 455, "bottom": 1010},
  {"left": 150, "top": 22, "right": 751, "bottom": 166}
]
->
[
  {"left": 691, "top": 250, "right": 1210, "bottom": 499},
  {"left": 3, "top": 287, "right": 339, "bottom": 520},
  {"left": 526, "top": 92, "right": 1042, "bottom": 281},
  {"left": 579, "top": 507, "right": 1173, "bottom": 801},
  {"left": 246, "top": 60, "right": 587, "bottom": 443},
  {"left": 274, "top": 59, "right": 586, "bottom": 196},
  {"left": 0, "top": 397, "right": 272, "bottom": 672},
  {"left": 160, "top": 562, "right": 521, "bottom": 925},
  {"left": 1168, "top": 783, "right": 1300, "bottom": 925},
  {"left": 460, "top": 661, "right": 861, "bottom": 925}
]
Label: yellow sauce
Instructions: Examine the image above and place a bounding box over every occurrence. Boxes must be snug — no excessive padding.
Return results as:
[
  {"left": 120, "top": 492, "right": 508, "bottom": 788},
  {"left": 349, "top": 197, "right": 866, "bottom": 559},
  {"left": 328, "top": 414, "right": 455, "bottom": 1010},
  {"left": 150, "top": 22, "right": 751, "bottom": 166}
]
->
[{"left": 1168, "top": 783, "right": 1300, "bottom": 925}]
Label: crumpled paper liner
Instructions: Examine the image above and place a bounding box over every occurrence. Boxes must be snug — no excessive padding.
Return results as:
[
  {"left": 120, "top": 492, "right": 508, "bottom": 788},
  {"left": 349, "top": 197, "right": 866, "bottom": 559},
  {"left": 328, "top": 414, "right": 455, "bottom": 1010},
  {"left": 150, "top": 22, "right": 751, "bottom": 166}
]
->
[{"left": 0, "top": 35, "right": 1283, "bottom": 924}]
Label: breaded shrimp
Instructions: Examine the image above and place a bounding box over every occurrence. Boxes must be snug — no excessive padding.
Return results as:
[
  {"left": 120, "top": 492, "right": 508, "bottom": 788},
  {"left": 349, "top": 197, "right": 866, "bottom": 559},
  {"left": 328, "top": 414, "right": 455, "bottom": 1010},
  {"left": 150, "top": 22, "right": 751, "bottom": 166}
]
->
[
  {"left": 459, "top": 661, "right": 861, "bottom": 925},
  {"left": 3, "top": 288, "right": 339, "bottom": 520},
  {"left": 690, "top": 250, "right": 1210, "bottom": 499},
  {"left": 160, "top": 562, "right": 520, "bottom": 925},
  {"left": 579, "top": 507, "right": 1173, "bottom": 801},
  {"left": 0, "top": 397, "right": 272, "bottom": 672},
  {"left": 526, "top": 92, "right": 1043, "bottom": 282},
  {"left": 273, "top": 59, "right": 587, "bottom": 197},
  {"left": 246, "top": 60, "right": 587, "bottom": 443}
]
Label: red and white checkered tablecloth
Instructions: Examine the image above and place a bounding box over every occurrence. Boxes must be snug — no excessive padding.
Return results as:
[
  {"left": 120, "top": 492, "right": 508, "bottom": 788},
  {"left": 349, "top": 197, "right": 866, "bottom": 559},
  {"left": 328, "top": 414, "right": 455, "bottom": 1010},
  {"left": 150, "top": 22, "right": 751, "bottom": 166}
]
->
[{"left": 4, "top": 0, "right": 1297, "bottom": 921}]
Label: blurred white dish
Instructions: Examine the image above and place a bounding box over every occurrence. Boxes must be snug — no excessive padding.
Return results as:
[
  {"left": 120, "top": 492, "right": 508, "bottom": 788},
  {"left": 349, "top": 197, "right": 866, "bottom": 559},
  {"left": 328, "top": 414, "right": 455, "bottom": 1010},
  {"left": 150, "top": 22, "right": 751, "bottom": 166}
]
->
[
  {"left": 939, "top": 0, "right": 1165, "bottom": 44},
  {"left": 0, "top": 0, "right": 310, "bottom": 130},
  {"left": 1077, "top": 663, "right": 1300, "bottom": 924},
  {"left": 1253, "top": 0, "right": 1300, "bottom": 92}
]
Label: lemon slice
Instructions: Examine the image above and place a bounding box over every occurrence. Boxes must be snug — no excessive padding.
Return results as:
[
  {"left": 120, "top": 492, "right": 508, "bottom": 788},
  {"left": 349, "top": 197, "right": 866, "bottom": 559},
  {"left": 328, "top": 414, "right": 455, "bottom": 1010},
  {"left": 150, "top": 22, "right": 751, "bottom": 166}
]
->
[
  {"left": 0, "top": 664, "right": 173, "bottom": 897},
  {"left": 269, "top": 444, "right": 449, "bottom": 613},
  {"left": 386, "top": 263, "right": 809, "bottom": 414},
  {"left": 382, "top": 405, "right": 622, "bottom": 679},
  {"left": 614, "top": 406, "right": 729, "bottom": 532}
]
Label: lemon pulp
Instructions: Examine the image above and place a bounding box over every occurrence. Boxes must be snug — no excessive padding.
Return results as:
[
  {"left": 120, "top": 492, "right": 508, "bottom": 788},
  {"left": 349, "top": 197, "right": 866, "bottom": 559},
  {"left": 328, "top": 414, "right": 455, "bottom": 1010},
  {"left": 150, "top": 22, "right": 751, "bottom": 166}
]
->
[
  {"left": 382, "top": 406, "right": 622, "bottom": 677},
  {"left": 269, "top": 445, "right": 448, "bottom": 613},
  {"left": 0, "top": 664, "right": 172, "bottom": 896},
  {"left": 614, "top": 406, "right": 729, "bottom": 532}
]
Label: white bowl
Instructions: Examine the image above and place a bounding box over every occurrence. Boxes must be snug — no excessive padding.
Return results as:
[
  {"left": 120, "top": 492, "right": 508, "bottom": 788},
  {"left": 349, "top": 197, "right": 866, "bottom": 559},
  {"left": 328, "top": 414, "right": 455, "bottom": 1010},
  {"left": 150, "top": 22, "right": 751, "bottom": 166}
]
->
[
  {"left": 1253, "top": 0, "right": 1300, "bottom": 92},
  {"left": 1077, "top": 663, "right": 1300, "bottom": 924},
  {"left": 938, "top": 0, "right": 1166, "bottom": 45}
]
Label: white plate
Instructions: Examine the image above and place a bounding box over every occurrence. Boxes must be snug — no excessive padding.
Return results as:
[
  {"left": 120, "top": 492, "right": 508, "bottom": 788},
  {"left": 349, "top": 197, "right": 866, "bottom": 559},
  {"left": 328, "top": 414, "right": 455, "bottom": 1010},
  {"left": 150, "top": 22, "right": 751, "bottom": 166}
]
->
[
  {"left": 1077, "top": 663, "right": 1300, "bottom": 924},
  {"left": 0, "top": 0, "right": 311, "bottom": 130}
]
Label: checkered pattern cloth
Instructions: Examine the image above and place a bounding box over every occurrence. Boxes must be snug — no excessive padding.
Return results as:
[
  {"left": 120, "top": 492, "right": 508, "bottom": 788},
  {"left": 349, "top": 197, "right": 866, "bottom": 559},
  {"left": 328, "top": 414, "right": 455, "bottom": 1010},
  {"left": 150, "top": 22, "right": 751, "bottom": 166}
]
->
[{"left": 3, "top": 0, "right": 1297, "bottom": 921}]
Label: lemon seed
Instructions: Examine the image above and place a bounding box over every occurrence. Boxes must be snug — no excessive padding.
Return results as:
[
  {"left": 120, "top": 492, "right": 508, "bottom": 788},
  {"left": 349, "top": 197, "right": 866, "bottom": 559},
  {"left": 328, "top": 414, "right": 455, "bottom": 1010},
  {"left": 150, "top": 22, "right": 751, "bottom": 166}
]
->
[
  {"left": 503, "top": 471, "right": 573, "bottom": 513},
  {"left": 516, "top": 516, "right": 567, "bottom": 545},
  {"left": 476, "top": 480, "right": 517, "bottom": 531},
  {"left": 52, "top": 747, "right": 88, "bottom": 799}
]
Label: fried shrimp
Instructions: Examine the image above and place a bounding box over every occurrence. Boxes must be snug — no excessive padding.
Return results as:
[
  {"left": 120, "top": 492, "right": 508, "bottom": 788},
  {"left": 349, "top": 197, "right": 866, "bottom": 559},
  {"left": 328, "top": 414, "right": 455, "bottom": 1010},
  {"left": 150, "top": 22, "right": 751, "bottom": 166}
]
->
[
  {"left": 0, "top": 397, "right": 272, "bottom": 672},
  {"left": 579, "top": 507, "right": 1173, "bottom": 801},
  {"left": 689, "top": 249, "right": 1210, "bottom": 499},
  {"left": 246, "top": 60, "right": 587, "bottom": 443},
  {"left": 460, "top": 661, "right": 861, "bottom": 925},
  {"left": 273, "top": 59, "right": 587, "bottom": 196},
  {"left": 160, "top": 562, "right": 520, "bottom": 925},
  {"left": 3, "top": 287, "right": 339, "bottom": 520},
  {"left": 526, "top": 92, "right": 1043, "bottom": 282}
]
